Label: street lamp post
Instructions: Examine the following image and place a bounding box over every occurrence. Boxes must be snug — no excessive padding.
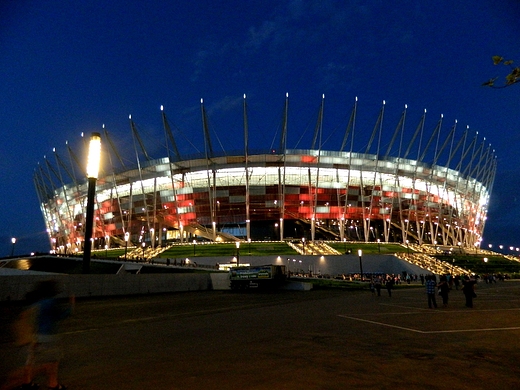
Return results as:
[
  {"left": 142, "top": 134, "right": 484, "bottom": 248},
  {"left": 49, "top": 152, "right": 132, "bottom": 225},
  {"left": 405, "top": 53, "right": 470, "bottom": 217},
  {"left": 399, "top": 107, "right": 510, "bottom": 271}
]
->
[
  {"left": 358, "top": 249, "right": 364, "bottom": 281},
  {"left": 484, "top": 257, "right": 488, "bottom": 275},
  {"left": 82, "top": 132, "right": 101, "bottom": 274},
  {"left": 193, "top": 240, "right": 196, "bottom": 256},
  {"left": 104, "top": 235, "right": 109, "bottom": 258},
  {"left": 142, "top": 242, "right": 145, "bottom": 260},
  {"left": 124, "top": 232, "right": 129, "bottom": 261},
  {"left": 377, "top": 238, "right": 381, "bottom": 253},
  {"left": 10, "top": 237, "right": 16, "bottom": 257},
  {"left": 236, "top": 241, "right": 241, "bottom": 266},
  {"left": 302, "top": 237, "right": 305, "bottom": 255}
]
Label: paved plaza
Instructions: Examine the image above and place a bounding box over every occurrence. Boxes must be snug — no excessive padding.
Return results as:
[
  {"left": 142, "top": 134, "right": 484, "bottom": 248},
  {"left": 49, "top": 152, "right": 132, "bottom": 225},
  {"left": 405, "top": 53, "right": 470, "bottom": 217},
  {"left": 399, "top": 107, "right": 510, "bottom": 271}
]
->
[{"left": 2, "top": 280, "right": 520, "bottom": 389}]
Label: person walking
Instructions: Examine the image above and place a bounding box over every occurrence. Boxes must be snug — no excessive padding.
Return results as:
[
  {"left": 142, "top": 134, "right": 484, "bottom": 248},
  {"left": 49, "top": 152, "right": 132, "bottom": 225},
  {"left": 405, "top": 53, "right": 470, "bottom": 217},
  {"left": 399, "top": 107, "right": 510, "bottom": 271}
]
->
[
  {"left": 1, "top": 291, "right": 39, "bottom": 390},
  {"left": 454, "top": 275, "right": 461, "bottom": 290},
  {"left": 386, "top": 277, "right": 394, "bottom": 297},
  {"left": 462, "top": 275, "right": 477, "bottom": 308},
  {"left": 437, "top": 275, "right": 450, "bottom": 307},
  {"left": 425, "top": 275, "right": 438, "bottom": 309},
  {"left": 374, "top": 277, "right": 382, "bottom": 297},
  {"left": 27, "top": 280, "right": 73, "bottom": 390}
]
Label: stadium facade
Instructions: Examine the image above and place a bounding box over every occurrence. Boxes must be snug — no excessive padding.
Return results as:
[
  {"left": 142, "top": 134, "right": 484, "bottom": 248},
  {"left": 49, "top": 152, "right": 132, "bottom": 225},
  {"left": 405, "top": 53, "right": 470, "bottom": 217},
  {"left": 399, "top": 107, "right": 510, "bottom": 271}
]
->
[{"left": 34, "top": 96, "right": 496, "bottom": 254}]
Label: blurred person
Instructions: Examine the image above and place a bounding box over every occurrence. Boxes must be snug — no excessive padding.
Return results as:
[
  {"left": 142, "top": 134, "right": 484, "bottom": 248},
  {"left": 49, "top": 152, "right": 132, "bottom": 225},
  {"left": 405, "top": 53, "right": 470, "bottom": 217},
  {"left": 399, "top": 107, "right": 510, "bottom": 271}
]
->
[
  {"left": 374, "top": 277, "right": 382, "bottom": 297},
  {"left": 1, "top": 291, "right": 39, "bottom": 390},
  {"left": 462, "top": 275, "right": 477, "bottom": 308},
  {"left": 454, "top": 275, "right": 461, "bottom": 290},
  {"left": 425, "top": 275, "right": 438, "bottom": 309},
  {"left": 24, "top": 281, "right": 73, "bottom": 390},
  {"left": 386, "top": 277, "right": 394, "bottom": 297},
  {"left": 437, "top": 275, "right": 450, "bottom": 308}
]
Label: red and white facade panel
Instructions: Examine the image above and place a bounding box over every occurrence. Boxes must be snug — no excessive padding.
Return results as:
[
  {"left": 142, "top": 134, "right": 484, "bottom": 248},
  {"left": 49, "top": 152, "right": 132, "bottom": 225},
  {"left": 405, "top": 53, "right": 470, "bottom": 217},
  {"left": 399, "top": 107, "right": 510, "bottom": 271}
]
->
[{"left": 39, "top": 149, "right": 491, "bottom": 254}]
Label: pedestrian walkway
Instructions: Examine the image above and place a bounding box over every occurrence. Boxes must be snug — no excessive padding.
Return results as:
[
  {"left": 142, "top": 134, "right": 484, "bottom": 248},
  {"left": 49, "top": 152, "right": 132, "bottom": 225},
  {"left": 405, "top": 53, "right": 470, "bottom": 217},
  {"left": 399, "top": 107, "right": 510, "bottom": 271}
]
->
[{"left": 2, "top": 281, "right": 520, "bottom": 389}]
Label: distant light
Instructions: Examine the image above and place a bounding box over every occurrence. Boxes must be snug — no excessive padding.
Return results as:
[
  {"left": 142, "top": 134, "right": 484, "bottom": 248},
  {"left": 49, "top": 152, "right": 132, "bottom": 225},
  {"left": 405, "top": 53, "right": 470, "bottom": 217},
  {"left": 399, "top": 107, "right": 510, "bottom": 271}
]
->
[
  {"left": 160, "top": 105, "right": 164, "bottom": 111},
  {"left": 129, "top": 114, "right": 132, "bottom": 119},
  {"left": 201, "top": 98, "right": 204, "bottom": 104},
  {"left": 243, "top": 93, "right": 246, "bottom": 99},
  {"left": 286, "top": 92, "right": 289, "bottom": 98}
]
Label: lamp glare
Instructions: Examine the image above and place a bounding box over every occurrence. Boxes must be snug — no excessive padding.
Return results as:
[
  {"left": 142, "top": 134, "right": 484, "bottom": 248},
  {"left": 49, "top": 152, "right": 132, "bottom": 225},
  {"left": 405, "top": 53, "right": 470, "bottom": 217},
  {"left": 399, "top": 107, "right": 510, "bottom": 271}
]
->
[{"left": 86, "top": 133, "right": 101, "bottom": 179}]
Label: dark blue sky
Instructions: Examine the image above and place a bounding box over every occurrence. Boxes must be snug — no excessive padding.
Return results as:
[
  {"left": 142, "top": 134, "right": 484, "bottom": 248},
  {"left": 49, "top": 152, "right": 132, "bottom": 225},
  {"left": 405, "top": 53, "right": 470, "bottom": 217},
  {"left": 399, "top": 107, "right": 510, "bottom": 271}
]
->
[{"left": 1, "top": 0, "right": 520, "bottom": 256}]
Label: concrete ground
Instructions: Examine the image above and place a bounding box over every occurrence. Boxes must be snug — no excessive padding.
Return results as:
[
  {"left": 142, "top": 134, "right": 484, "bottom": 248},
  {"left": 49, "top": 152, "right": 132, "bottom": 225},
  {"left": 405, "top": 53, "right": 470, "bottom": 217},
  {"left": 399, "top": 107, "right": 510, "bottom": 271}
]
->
[{"left": 2, "top": 280, "right": 520, "bottom": 389}]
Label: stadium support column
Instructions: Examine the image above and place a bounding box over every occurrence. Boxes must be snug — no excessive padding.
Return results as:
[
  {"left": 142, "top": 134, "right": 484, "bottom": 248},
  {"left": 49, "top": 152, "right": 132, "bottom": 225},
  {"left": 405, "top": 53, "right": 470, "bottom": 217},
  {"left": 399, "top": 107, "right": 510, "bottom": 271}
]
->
[
  {"left": 278, "top": 93, "right": 289, "bottom": 242},
  {"left": 130, "top": 115, "right": 153, "bottom": 243},
  {"left": 212, "top": 170, "right": 217, "bottom": 241},
  {"left": 161, "top": 105, "right": 184, "bottom": 243},
  {"left": 201, "top": 98, "right": 217, "bottom": 242},
  {"left": 244, "top": 94, "right": 251, "bottom": 243},
  {"left": 342, "top": 98, "right": 358, "bottom": 243},
  {"left": 83, "top": 132, "right": 101, "bottom": 274},
  {"left": 310, "top": 94, "right": 324, "bottom": 244}
]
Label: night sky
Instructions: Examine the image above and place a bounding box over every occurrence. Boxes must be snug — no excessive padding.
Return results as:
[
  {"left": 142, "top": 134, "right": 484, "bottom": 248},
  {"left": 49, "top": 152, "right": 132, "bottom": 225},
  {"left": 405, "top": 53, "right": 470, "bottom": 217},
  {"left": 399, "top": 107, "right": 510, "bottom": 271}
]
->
[{"left": 1, "top": 0, "right": 520, "bottom": 256}]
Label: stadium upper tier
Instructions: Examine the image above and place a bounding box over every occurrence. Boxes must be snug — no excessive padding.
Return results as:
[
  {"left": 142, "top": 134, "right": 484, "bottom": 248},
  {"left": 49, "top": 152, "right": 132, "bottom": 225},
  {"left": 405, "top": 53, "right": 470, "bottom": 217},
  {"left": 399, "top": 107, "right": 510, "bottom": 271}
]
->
[{"left": 34, "top": 97, "right": 496, "bottom": 254}]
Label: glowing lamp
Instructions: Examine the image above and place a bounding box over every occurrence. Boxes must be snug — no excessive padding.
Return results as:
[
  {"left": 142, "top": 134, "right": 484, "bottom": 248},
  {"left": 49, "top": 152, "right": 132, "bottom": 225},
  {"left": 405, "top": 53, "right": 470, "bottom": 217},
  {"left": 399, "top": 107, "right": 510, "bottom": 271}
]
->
[{"left": 86, "top": 133, "right": 101, "bottom": 179}]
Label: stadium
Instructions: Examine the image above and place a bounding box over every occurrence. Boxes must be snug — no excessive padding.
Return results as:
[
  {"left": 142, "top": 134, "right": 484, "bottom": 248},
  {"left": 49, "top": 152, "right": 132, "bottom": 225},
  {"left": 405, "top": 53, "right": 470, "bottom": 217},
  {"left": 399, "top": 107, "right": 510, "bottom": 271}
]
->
[{"left": 34, "top": 96, "right": 496, "bottom": 256}]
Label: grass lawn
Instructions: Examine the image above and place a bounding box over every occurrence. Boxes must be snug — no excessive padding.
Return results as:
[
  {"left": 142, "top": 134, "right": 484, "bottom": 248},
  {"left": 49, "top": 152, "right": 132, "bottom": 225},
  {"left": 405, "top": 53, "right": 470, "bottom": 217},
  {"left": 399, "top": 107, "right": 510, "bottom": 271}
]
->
[
  {"left": 160, "top": 241, "right": 299, "bottom": 258},
  {"left": 89, "top": 242, "right": 520, "bottom": 277},
  {"left": 95, "top": 241, "right": 413, "bottom": 259},
  {"left": 327, "top": 242, "right": 411, "bottom": 255}
]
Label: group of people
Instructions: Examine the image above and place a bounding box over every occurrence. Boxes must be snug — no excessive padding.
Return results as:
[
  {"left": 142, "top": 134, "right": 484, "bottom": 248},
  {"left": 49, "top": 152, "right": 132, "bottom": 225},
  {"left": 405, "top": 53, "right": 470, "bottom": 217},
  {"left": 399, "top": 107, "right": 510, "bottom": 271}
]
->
[
  {"left": 369, "top": 271, "right": 479, "bottom": 309},
  {"left": 370, "top": 275, "right": 397, "bottom": 296},
  {"left": 425, "top": 274, "right": 477, "bottom": 309}
]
